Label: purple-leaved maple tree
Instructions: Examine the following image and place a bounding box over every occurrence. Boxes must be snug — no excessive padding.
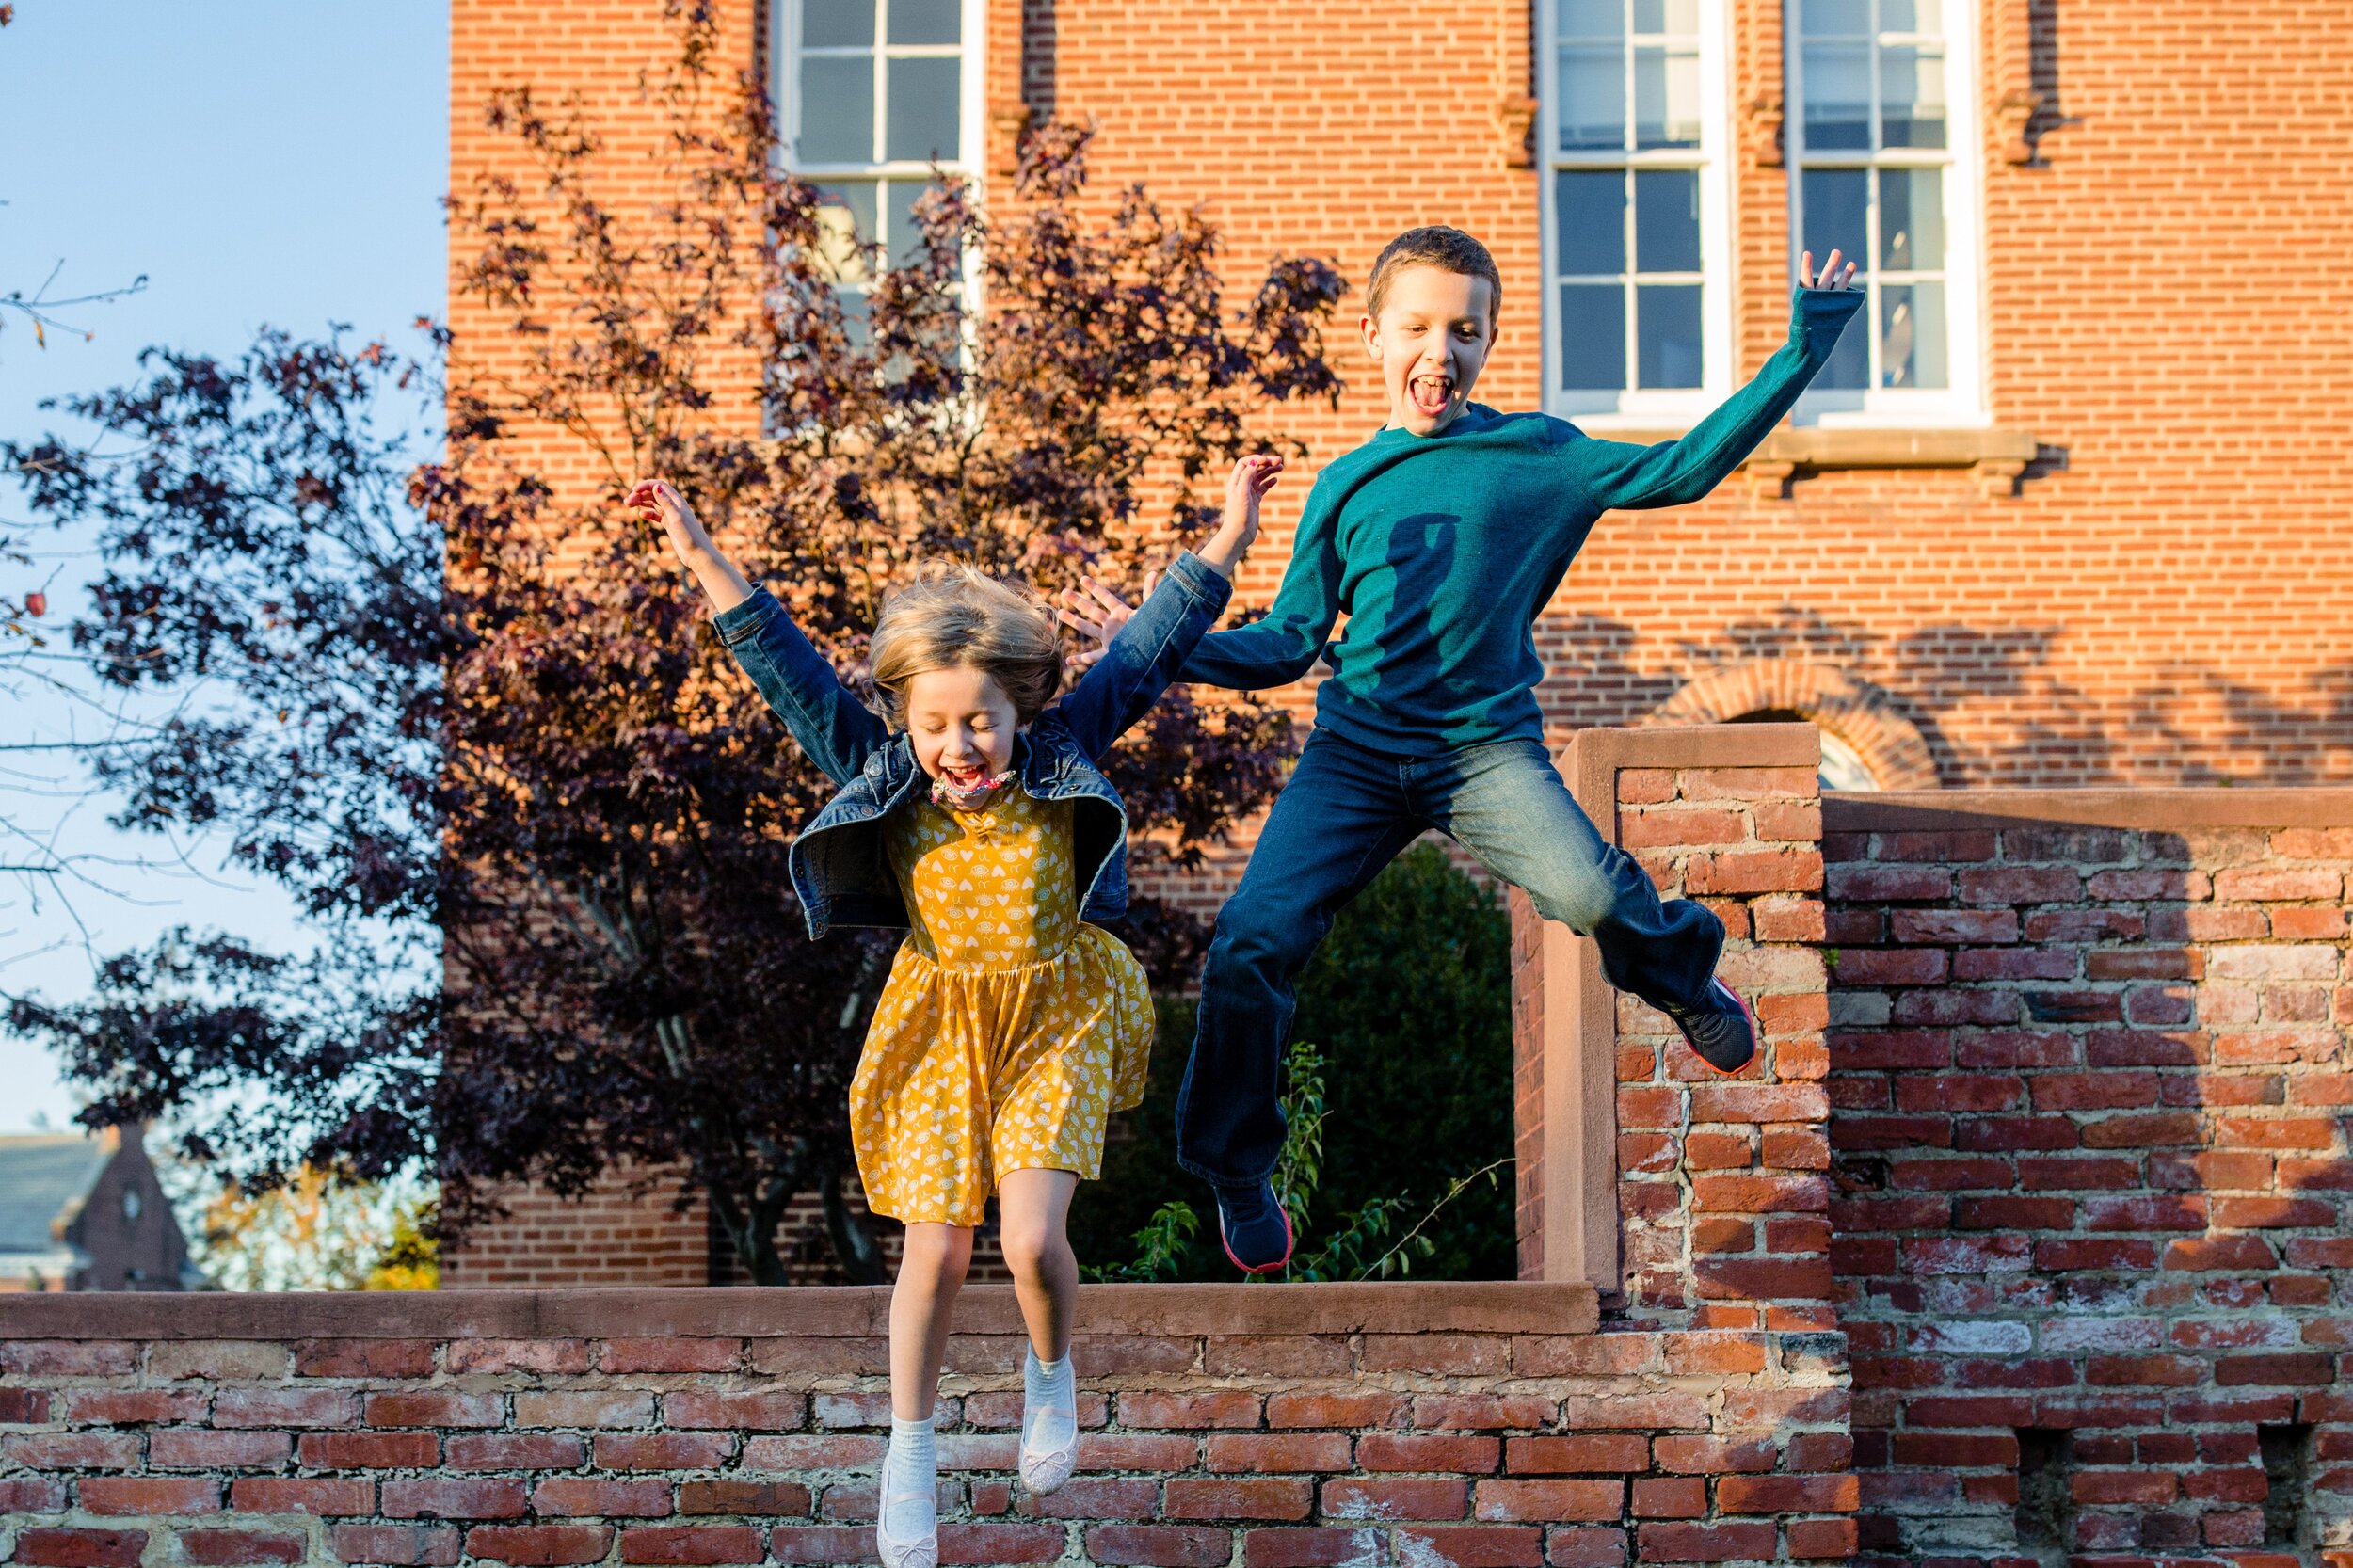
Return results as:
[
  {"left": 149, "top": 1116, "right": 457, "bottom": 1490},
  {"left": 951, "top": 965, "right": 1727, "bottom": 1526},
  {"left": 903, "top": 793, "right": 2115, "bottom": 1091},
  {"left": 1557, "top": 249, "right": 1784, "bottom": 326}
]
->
[{"left": 3, "top": 6, "right": 1343, "bottom": 1283}]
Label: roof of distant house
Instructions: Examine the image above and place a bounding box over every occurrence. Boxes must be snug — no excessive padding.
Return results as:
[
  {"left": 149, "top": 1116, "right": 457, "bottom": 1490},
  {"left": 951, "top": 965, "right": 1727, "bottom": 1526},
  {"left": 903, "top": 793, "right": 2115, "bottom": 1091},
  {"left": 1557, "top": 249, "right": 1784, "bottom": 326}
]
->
[{"left": 0, "top": 1131, "right": 117, "bottom": 1255}]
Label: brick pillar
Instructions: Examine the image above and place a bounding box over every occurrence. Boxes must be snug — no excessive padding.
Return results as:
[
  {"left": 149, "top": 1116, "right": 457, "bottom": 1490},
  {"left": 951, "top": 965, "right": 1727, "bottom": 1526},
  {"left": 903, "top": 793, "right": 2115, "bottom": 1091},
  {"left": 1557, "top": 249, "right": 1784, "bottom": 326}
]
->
[{"left": 1512, "top": 722, "right": 1830, "bottom": 1329}]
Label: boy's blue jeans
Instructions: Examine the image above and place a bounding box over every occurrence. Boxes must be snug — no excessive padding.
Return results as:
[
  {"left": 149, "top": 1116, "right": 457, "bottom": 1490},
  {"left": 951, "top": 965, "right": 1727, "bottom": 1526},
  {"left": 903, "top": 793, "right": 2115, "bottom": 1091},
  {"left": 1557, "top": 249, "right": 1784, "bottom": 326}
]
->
[{"left": 1175, "top": 728, "right": 1725, "bottom": 1186}]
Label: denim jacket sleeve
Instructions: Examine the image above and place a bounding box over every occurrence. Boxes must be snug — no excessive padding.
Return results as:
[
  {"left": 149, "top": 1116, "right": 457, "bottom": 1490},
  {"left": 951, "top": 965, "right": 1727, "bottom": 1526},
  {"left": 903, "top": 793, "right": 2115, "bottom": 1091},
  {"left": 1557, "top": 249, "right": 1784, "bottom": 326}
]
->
[
  {"left": 711, "top": 586, "right": 891, "bottom": 789},
  {"left": 1054, "top": 551, "right": 1236, "bottom": 763}
]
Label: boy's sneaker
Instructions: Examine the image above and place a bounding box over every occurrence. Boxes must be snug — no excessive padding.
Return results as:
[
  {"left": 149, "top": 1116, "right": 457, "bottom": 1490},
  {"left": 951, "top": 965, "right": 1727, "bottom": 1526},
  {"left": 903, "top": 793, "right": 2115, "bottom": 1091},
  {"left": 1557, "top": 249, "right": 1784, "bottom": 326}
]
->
[
  {"left": 1666, "top": 978, "right": 1759, "bottom": 1076},
  {"left": 1213, "top": 1179, "right": 1294, "bottom": 1274}
]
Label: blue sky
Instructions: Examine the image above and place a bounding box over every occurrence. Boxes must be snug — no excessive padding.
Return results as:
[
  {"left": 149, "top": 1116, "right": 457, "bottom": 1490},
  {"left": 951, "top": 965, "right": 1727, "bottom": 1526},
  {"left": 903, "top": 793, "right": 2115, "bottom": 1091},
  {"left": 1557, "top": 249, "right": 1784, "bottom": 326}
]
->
[{"left": 0, "top": 1, "right": 448, "bottom": 1130}]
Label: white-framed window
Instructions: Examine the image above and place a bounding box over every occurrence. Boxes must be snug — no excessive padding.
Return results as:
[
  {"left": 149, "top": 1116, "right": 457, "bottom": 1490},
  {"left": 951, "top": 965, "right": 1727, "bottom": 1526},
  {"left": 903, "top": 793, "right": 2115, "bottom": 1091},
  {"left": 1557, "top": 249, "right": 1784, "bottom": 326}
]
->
[
  {"left": 1786, "top": 0, "right": 1985, "bottom": 424},
  {"left": 1540, "top": 0, "right": 1735, "bottom": 424},
  {"left": 774, "top": 0, "right": 984, "bottom": 324}
]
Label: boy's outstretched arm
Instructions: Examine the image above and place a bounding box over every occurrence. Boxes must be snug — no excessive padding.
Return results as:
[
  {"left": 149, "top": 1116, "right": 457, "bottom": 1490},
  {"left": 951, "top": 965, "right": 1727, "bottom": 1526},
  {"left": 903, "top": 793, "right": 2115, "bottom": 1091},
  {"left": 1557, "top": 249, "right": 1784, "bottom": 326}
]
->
[
  {"left": 630, "top": 478, "right": 888, "bottom": 788},
  {"left": 1575, "top": 250, "right": 1864, "bottom": 512},
  {"left": 1053, "top": 456, "right": 1273, "bottom": 759},
  {"left": 1168, "top": 471, "right": 1345, "bottom": 691}
]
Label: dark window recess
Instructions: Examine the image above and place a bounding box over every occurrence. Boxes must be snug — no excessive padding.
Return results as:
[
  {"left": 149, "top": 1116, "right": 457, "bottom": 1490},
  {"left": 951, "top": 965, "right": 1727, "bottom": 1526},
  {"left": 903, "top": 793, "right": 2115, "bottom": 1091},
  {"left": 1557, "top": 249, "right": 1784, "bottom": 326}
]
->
[
  {"left": 2259, "top": 1423, "right": 2313, "bottom": 1552},
  {"left": 2015, "top": 1428, "right": 2073, "bottom": 1563}
]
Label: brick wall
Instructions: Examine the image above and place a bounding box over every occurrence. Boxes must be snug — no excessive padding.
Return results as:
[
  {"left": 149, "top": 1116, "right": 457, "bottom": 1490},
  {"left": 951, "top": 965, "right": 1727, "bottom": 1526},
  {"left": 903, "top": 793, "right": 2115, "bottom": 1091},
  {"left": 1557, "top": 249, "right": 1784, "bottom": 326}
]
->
[
  {"left": 1823, "top": 791, "right": 2353, "bottom": 1565},
  {"left": 1511, "top": 725, "right": 1833, "bottom": 1334},
  {"left": 0, "top": 1285, "right": 1855, "bottom": 1568},
  {"left": 440, "top": 1166, "right": 712, "bottom": 1290}
]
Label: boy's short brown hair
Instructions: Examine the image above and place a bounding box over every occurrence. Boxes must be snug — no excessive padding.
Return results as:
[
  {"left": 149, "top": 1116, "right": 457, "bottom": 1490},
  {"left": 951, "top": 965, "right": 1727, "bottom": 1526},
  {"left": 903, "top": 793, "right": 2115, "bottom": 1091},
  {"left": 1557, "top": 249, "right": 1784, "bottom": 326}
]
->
[{"left": 1366, "top": 226, "right": 1501, "bottom": 327}]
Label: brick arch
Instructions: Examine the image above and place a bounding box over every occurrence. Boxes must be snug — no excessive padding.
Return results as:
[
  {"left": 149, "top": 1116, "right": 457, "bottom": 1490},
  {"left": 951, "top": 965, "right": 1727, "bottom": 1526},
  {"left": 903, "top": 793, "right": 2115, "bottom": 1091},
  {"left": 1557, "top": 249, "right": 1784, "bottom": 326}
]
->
[{"left": 1641, "top": 660, "right": 1940, "bottom": 790}]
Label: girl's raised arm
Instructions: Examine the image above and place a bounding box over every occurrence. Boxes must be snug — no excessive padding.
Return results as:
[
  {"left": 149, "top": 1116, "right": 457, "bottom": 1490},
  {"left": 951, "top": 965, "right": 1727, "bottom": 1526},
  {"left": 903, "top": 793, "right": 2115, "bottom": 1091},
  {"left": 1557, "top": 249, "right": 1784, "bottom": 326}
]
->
[
  {"left": 631, "top": 479, "right": 756, "bottom": 613},
  {"left": 628, "top": 477, "right": 888, "bottom": 787}
]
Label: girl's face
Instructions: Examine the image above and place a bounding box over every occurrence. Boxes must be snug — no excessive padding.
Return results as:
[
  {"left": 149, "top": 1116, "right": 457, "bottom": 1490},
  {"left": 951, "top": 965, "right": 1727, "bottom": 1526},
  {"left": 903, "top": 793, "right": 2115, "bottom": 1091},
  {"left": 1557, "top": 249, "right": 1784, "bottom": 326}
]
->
[{"left": 903, "top": 664, "right": 1021, "bottom": 789}]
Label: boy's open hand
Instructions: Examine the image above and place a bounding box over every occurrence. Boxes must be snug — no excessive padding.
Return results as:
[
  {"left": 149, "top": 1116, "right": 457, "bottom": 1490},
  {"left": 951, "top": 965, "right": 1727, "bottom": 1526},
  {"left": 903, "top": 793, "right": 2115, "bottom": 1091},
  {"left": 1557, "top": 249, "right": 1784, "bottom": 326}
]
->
[
  {"left": 1061, "top": 573, "right": 1154, "bottom": 672},
  {"left": 1800, "top": 248, "right": 1859, "bottom": 292},
  {"left": 1061, "top": 453, "right": 1284, "bottom": 666}
]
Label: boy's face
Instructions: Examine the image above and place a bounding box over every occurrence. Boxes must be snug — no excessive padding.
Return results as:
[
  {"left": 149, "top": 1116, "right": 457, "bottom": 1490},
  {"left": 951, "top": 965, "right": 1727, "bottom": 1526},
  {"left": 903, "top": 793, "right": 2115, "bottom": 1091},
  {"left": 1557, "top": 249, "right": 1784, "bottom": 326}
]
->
[{"left": 1361, "top": 264, "right": 1497, "bottom": 437}]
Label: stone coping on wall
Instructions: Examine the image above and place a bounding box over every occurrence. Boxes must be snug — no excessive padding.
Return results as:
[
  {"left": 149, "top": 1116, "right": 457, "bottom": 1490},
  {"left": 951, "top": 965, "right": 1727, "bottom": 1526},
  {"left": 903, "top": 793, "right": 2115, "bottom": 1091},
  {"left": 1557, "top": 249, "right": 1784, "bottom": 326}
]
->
[
  {"left": 1826, "top": 786, "right": 2353, "bottom": 830},
  {"left": 0, "top": 1281, "right": 1600, "bottom": 1341}
]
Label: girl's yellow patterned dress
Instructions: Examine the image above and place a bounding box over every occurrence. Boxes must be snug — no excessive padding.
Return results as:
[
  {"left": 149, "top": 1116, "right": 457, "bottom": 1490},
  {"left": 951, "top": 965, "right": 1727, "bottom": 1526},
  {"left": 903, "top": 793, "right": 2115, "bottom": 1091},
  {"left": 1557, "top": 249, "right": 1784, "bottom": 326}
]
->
[{"left": 850, "top": 787, "right": 1154, "bottom": 1226}]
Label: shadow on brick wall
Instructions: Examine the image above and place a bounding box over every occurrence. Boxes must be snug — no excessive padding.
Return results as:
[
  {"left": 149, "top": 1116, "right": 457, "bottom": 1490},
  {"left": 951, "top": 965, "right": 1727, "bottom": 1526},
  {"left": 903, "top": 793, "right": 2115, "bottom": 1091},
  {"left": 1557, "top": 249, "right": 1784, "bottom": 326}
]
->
[
  {"left": 1533, "top": 606, "right": 2353, "bottom": 788},
  {"left": 1822, "top": 801, "right": 2351, "bottom": 1565}
]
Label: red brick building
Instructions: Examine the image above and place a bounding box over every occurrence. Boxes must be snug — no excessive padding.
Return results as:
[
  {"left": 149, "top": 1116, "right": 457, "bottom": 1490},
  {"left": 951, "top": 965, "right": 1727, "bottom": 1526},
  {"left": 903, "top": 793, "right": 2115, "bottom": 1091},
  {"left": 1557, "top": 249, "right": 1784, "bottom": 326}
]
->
[
  {"left": 452, "top": 0, "right": 2353, "bottom": 819},
  {"left": 421, "top": 7, "right": 2353, "bottom": 1562}
]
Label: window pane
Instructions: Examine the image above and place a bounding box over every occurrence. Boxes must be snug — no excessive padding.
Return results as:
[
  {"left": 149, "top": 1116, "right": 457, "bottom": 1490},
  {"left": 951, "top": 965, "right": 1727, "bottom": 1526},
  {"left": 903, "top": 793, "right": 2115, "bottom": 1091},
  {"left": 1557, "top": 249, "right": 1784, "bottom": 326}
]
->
[
  {"left": 1801, "top": 0, "right": 1870, "bottom": 35},
  {"left": 886, "top": 56, "right": 961, "bottom": 161},
  {"left": 1880, "top": 281, "right": 1947, "bottom": 388},
  {"left": 1801, "top": 43, "right": 1871, "bottom": 150},
  {"left": 1881, "top": 45, "right": 1946, "bottom": 148},
  {"left": 1881, "top": 0, "right": 1941, "bottom": 32},
  {"left": 836, "top": 287, "right": 873, "bottom": 349},
  {"left": 1817, "top": 297, "right": 1869, "bottom": 388},
  {"left": 1879, "top": 167, "right": 1944, "bottom": 272},
  {"left": 1632, "top": 0, "right": 1697, "bottom": 34},
  {"left": 799, "top": 56, "right": 875, "bottom": 163},
  {"left": 804, "top": 0, "right": 875, "bottom": 48},
  {"left": 1559, "top": 45, "right": 1626, "bottom": 150},
  {"left": 885, "top": 178, "right": 959, "bottom": 266},
  {"left": 1559, "top": 284, "right": 1627, "bottom": 390},
  {"left": 1557, "top": 0, "right": 1623, "bottom": 40},
  {"left": 1633, "top": 43, "right": 1701, "bottom": 148},
  {"left": 888, "top": 0, "right": 961, "bottom": 45},
  {"left": 1633, "top": 169, "right": 1700, "bottom": 273},
  {"left": 813, "top": 180, "right": 879, "bottom": 283},
  {"left": 1556, "top": 170, "right": 1627, "bottom": 276},
  {"left": 1800, "top": 168, "right": 1868, "bottom": 275},
  {"left": 1636, "top": 284, "right": 1704, "bottom": 388}
]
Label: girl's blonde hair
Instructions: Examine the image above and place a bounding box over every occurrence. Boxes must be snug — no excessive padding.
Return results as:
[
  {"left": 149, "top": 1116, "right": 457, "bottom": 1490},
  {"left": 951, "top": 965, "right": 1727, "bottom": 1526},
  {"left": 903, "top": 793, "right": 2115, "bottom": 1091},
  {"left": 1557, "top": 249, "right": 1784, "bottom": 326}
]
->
[{"left": 868, "top": 561, "right": 1064, "bottom": 728}]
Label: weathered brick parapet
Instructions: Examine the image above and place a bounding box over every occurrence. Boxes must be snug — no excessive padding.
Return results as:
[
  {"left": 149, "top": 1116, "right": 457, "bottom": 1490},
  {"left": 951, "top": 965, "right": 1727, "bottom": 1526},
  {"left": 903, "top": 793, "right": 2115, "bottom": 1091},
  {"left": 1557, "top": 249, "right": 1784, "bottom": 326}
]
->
[
  {"left": 0, "top": 1285, "right": 1853, "bottom": 1567},
  {"left": 1824, "top": 790, "right": 2353, "bottom": 1567},
  {"left": 1512, "top": 725, "right": 1833, "bottom": 1328}
]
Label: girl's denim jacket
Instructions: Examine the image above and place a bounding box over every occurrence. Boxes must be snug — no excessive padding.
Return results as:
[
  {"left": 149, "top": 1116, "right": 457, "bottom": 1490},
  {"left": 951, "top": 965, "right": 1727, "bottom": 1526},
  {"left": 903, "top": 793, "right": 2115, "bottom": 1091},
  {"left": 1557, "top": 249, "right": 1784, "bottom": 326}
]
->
[{"left": 712, "top": 552, "right": 1234, "bottom": 939}]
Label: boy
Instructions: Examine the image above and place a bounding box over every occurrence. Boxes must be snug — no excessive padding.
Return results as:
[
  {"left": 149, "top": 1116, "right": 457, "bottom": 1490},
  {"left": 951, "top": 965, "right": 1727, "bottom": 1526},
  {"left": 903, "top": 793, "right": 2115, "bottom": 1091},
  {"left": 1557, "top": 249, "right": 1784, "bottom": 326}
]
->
[{"left": 1173, "top": 227, "right": 1860, "bottom": 1272}]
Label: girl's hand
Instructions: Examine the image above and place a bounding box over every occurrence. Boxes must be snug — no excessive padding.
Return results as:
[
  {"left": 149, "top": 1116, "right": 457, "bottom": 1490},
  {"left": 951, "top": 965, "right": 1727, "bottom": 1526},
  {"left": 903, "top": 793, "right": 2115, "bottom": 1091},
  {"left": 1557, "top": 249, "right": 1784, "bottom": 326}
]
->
[
  {"left": 1060, "top": 572, "right": 1152, "bottom": 671},
  {"left": 1799, "top": 248, "right": 1859, "bottom": 292},
  {"left": 625, "top": 477, "right": 756, "bottom": 614},
  {"left": 1198, "top": 453, "right": 1283, "bottom": 578},
  {"left": 625, "top": 478, "right": 711, "bottom": 562}
]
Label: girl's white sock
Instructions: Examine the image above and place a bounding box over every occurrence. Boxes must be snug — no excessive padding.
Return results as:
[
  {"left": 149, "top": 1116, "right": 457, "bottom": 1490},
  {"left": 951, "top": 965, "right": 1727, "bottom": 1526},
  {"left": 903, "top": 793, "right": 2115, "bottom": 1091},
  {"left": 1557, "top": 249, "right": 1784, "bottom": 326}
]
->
[
  {"left": 1019, "top": 1346, "right": 1079, "bottom": 1495},
  {"left": 879, "top": 1416, "right": 937, "bottom": 1558}
]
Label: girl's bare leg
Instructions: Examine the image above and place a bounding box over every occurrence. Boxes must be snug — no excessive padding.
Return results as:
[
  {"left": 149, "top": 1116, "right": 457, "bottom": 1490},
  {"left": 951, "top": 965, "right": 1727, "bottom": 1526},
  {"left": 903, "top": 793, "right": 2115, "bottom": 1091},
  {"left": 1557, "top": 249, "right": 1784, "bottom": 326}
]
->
[
  {"left": 996, "top": 1169, "right": 1080, "bottom": 1360},
  {"left": 889, "top": 1223, "right": 975, "bottom": 1420},
  {"left": 997, "top": 1169, "right": 1081, "bottom": 1495}
]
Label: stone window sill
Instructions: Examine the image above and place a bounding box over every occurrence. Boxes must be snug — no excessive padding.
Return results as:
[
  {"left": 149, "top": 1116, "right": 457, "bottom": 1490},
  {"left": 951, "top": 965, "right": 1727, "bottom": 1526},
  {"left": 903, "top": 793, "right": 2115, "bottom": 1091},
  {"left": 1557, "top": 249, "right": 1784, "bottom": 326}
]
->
[{"left": 1601, "top": 426, "right": 2043, "bottom": 499}]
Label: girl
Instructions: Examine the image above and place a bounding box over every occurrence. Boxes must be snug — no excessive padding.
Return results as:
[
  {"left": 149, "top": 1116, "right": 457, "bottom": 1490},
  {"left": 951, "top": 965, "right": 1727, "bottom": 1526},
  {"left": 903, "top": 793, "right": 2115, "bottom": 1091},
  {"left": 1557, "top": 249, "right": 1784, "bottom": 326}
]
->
[{"left": 630, "top": 457, "right": 1279, "bottom": 1568}]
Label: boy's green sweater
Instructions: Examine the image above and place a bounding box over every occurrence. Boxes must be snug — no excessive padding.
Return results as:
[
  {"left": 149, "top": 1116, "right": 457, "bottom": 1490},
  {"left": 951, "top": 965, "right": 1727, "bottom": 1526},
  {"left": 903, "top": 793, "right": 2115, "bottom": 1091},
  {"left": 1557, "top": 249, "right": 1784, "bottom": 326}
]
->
[{"left": 1181, "top": 287, "right": 1864, "bottom": 756}]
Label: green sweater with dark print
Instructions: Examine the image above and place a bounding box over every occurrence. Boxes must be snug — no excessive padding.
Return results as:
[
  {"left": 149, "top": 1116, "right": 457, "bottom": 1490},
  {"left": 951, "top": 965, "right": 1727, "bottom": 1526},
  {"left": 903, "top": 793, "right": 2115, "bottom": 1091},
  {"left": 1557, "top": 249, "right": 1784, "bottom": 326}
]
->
[{"left": 1181, "top": 286, "right": 1864, "bottom": 755}]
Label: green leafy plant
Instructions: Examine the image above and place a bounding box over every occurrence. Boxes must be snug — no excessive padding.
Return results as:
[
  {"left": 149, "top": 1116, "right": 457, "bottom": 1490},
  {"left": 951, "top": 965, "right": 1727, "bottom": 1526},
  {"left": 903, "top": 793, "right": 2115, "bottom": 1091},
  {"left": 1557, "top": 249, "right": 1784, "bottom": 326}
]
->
[{"left": 1078, "top": 1201, "right": 1198, "bottom": 1284}]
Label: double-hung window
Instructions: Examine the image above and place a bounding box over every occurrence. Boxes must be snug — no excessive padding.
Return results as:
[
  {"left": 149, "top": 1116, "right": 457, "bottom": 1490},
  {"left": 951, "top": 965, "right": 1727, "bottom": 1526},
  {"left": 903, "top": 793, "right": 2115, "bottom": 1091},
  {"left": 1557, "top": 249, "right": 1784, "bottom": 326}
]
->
[
  {"left": 776, "top": 0, "right": 982, "bottom": 322},
  {"left": 1542, "top": 0, "right": 1733, "bottom": 423},
  {"left": 1786, "top": 0, "right": 1984, "bottom": 422}
]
